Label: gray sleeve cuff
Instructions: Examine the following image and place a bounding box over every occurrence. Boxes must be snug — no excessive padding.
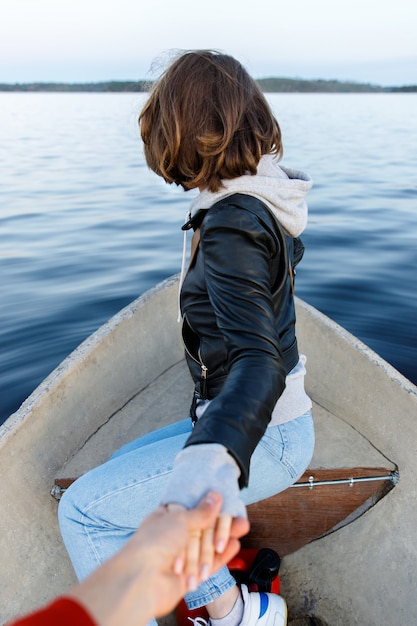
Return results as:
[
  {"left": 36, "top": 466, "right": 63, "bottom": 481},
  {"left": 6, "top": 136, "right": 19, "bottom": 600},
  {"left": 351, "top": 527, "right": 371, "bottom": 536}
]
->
[{"left": 160, "top": 443, "right": 247, "bottom": 519}]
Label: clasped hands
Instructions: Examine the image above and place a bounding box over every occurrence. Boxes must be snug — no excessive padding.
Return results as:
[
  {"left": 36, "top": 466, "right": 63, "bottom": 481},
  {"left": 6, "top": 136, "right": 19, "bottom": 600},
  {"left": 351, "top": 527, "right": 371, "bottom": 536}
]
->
[{"left": 167, "top": 495, "right": 248, "bottom": 592}]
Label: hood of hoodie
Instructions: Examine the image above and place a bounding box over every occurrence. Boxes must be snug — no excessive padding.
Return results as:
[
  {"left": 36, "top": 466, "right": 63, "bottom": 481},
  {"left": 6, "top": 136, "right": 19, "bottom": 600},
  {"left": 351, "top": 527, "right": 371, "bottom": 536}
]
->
[{"left": 188, "top": 154, "right": 313, "bottom": 238}]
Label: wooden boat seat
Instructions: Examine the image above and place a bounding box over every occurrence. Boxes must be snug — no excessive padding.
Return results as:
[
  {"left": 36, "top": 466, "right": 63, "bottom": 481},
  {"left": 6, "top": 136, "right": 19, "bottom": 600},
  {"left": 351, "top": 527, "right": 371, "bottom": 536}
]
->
[{"left": 53, "top": 360, "right": 397, "bottom": 556}]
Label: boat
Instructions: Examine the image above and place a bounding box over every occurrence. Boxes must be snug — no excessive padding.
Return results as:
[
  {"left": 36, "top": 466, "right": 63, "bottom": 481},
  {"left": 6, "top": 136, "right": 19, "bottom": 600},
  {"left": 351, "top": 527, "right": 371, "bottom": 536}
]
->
[{"left": 1, "top": 274, "right": 416, "bottom": 626}]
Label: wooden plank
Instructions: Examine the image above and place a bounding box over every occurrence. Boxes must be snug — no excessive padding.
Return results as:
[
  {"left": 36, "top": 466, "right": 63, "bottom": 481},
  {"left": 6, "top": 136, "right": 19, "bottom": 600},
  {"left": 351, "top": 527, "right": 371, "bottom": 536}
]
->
[{"left": 244, "top": 467, "right": 397, "bottom": 556}]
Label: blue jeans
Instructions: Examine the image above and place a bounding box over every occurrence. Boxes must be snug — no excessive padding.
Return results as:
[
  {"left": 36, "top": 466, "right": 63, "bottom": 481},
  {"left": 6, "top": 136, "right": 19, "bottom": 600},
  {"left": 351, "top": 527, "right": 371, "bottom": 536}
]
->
[{"left": 58, "top": 410, "right": 314, "bottom": 609}]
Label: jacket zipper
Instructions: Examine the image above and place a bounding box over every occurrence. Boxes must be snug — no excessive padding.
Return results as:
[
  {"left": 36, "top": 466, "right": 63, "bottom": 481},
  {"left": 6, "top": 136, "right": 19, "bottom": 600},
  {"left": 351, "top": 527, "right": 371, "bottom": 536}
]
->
[
  {"left": 200, "top": 362, "right": 208, "bottom": 399},
  {"left": 183, "top": 315, "right": 209, "bottom": 400}
]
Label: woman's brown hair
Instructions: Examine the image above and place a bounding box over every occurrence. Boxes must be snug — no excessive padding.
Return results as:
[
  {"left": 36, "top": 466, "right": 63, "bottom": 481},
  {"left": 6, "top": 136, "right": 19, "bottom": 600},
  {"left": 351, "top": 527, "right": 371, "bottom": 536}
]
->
[{"left": 139, "top": 50, "right": 283, "bottom": 192}]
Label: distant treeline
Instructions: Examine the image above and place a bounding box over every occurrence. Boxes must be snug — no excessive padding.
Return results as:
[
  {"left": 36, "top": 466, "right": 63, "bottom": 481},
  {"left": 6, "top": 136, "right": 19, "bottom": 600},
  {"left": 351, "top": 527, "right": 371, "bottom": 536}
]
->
[
  {"left": 1, "top": 78, "right": 416, "bottom": 93},
  {"left": 0, "top": 80, "right": 151, "bottom": 92},
  {"left": 256, "top": 78, "right": 417, "bottom": 93}
]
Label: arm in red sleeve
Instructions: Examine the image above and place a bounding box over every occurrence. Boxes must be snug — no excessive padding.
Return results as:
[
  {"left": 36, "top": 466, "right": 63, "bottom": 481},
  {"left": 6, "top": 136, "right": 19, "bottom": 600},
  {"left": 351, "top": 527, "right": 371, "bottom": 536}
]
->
[{"left": 7, "top": 597, "right": 97, "bottom": 626}]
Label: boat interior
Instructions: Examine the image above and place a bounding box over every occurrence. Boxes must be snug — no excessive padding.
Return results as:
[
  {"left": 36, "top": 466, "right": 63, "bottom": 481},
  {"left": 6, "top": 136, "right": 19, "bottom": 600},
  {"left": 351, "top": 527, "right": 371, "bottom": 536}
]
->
[{"left": 53, "top": 357, "right": 398, "bottom": 564}]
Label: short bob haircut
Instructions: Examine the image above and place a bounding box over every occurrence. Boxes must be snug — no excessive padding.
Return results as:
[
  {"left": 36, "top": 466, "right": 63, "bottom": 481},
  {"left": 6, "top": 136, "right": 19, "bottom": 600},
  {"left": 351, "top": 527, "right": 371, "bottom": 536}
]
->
[{"left": 139, "top": 50, "right": 283, "bottom": 193}]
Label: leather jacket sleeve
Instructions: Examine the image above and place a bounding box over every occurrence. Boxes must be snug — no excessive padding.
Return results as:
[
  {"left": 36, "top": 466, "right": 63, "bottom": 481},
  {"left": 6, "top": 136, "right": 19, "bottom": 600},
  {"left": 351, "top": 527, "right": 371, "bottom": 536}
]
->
[{"left": 183, "top": 198, "right": 288, "bottom": 487}]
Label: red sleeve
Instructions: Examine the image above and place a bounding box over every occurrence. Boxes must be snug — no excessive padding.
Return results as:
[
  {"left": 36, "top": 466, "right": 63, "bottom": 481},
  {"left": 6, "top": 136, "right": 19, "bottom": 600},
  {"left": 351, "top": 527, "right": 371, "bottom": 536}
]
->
[{"left": 6, "top": 597, "right": 97, "bottom": 626}]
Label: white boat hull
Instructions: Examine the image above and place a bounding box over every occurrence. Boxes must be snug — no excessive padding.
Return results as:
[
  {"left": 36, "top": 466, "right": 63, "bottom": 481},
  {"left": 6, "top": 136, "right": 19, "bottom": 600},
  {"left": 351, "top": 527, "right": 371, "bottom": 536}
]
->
[{"left": 1, "top": 275, "right": 416, "bottom": 625}]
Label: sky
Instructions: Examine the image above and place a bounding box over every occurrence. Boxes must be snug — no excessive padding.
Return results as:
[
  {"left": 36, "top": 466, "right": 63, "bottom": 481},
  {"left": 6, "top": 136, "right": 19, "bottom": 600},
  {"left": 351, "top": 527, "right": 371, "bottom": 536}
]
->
[{"left": 1, "top": 0, "right": 416, "bottom": 86}]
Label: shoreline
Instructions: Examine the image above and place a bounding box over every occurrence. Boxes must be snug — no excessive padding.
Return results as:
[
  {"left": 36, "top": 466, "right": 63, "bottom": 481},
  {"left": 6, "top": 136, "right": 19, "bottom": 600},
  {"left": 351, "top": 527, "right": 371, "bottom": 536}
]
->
[{"left": 1, "top": 78, "right": 416, "bottom": 93}]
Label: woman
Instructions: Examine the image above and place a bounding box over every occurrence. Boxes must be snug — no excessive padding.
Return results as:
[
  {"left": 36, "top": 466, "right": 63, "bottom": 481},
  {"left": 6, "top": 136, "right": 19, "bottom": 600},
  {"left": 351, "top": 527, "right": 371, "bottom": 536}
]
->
[{"left": 59, "top": 50, "right": 315, "bottom": 626}]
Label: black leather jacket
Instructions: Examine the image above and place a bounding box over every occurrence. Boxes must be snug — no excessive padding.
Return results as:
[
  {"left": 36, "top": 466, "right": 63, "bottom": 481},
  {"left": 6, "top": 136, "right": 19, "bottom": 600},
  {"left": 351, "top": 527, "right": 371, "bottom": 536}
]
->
[{"left": 180, "top": 193, "right": 303, "bottom": 487}]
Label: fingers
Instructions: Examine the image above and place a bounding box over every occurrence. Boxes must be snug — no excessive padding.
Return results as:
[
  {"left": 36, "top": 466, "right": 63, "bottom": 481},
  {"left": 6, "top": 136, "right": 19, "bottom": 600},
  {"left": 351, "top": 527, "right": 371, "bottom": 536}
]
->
[
  {"left": 184, "top": 493, "right": 220, "bottom": 589},
  {"left": 167, "top": 491, "right": 221, "bottom": 526},
  {"left": 213, "top": 537, "right": 241, "bottom": 570},
  {"left": 211, "top": 514, "right": 250, "bottom": 571},
  {"left": 214, "top": 513, "right": 232, "bottom": 554},
  {"left": 191, "top": 491, "right": 223, "bottom": 525},
  {"left": 199, "top": 526, "right": 215, "bottom": 581},
  {"left": 166, "top": 492, "right": 250, "bottom": 591},
  {"left": 166, "top": 494, "right": 219, "bottom": 588},
  {"left": 185, "top": 510, "right": 242, "bottom": 590},
  {"left": 184, "top": 528, "right": 203, "bottom": 590},
  {"left": 230, "top": 515, "right": 250, "bottom": 540}
]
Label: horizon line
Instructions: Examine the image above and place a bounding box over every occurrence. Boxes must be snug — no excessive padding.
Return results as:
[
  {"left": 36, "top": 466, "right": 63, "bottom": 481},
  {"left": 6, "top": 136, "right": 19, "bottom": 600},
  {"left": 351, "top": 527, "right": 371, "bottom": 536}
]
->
[{"left": 1, "top": 77, "right": 416, "bottom": 92}]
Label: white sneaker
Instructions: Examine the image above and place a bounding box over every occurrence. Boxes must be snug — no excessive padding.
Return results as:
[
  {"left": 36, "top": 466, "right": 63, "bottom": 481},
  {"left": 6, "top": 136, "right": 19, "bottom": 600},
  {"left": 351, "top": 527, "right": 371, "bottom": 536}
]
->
[
  {"left": 239, "top": 583, "right": 287, "bottom": 626},
  {"left": 187, "top": 618, "right": 209, "bottom": 626}
]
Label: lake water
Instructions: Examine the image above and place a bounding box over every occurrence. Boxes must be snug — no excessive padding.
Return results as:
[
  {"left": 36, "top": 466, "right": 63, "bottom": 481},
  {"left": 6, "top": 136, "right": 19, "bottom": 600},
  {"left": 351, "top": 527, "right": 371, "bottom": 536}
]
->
[{"left": 1, "top": 92, "right": 416, "bottom": 426}]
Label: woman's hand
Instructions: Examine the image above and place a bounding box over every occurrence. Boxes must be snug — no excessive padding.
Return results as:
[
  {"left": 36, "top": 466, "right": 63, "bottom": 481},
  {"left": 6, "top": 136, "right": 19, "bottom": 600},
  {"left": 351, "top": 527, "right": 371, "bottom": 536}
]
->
[{"left": 167, "top": 505, "right": 240, "bottom": 591}]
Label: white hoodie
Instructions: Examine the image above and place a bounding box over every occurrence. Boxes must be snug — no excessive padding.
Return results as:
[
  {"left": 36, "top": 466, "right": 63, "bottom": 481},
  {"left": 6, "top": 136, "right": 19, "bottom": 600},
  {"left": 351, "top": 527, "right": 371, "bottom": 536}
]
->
[{"left": 189, "top": 154, "right": 313, "bottom": 237}]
